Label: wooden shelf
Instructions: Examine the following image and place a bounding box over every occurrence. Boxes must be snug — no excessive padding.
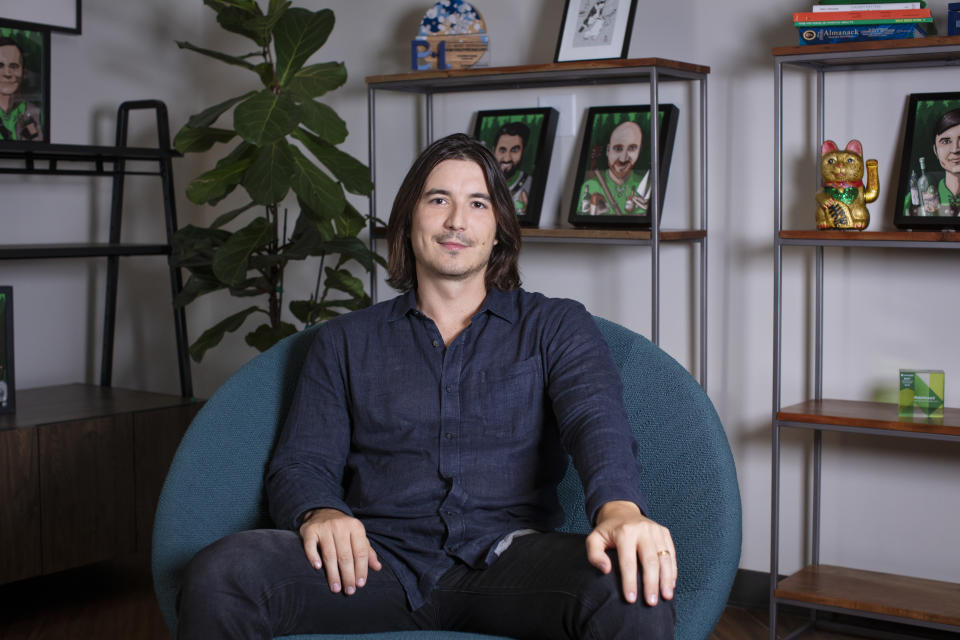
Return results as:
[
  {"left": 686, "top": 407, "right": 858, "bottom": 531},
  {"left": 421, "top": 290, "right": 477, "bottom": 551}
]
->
[
  {"left": 773, "top": 35, "right": 960, "bottom": 65},
  {"left": 777, "top": 399, "right": 960, "bottom": 438},
  {"left": 776, "top": 565, "right": 960, "bottom": 628},
  {"left": 366, "top": 58, "right": 710, "bottom": 91},
  {"left": 780, "top": 230, "right": 960, "bottom": 243},
  {"left": 371, "top": 225, "right": 705, "bottom": 244},
  {"left": 0, "top": 384, "right": 197, "bottom": 432}
]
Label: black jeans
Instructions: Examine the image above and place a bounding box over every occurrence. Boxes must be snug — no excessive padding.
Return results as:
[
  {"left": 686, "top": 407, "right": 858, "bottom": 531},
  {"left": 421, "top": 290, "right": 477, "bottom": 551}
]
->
[{"left": 177, "top": 529, "right": 674, "bottom": 639}]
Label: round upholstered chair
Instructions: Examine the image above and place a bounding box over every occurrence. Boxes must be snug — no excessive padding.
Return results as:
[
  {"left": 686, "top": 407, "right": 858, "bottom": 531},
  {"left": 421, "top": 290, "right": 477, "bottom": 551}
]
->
[{"left": 152, "top": 317, "right": 741, "bottom": 640}]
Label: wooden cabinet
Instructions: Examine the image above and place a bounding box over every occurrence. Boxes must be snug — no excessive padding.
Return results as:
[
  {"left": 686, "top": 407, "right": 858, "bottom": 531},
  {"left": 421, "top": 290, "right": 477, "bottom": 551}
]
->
[
  {"left": 770, "top": 37, "right": 960, "bottom": 638},
  {"left": 0, "top": 384, "right": 200, "bottom": 584}
]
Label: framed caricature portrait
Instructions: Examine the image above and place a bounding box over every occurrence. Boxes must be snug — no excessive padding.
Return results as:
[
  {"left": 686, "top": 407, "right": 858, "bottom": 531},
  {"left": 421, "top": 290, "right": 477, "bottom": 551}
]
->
[
  {"left": 0, "top": 24, "right": 50, "bottom": 143},
  {"left": 473, "top": 107, "right": 558, "bottom": 227},
  {"left": 894, "top": 92, "right": 960, "bottom": 230},
  {"left": 568, "top": 104, "right": 679, "bottom": 229},
  {"left": 0, "top": 287, "right": 14, "bottom": 415},
  {"left": 554, "top": 0, "right": 638, "bottom": 63}
]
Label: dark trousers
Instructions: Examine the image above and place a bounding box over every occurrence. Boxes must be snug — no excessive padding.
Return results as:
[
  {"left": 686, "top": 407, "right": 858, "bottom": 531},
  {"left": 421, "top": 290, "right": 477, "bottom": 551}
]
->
[{"left": 177, "top": 529, "right": 674, "bottom": 640}]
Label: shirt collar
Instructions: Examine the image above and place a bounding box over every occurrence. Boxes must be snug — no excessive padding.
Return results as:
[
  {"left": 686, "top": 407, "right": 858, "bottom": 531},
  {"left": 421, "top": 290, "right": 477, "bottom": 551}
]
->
[{"left": 386, "top": 287, "right": 518, "bottom": 324}]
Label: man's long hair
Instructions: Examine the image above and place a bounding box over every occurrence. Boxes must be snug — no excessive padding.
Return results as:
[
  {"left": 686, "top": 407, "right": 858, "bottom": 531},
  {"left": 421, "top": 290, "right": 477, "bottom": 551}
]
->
[{"left": 385, "top": 133, "right": 522, "bottom": 292}]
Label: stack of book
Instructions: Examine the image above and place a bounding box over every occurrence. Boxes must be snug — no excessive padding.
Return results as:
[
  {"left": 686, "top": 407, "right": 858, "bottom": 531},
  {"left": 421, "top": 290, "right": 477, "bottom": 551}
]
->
[{"left": 794, "top": 0, "right": 934, "bottom": 45}]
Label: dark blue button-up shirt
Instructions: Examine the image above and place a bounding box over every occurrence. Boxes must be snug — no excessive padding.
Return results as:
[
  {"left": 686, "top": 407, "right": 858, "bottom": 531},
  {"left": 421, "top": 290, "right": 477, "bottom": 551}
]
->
[{"left": 266, "top": 287, "right": 648, "bottom": 609}]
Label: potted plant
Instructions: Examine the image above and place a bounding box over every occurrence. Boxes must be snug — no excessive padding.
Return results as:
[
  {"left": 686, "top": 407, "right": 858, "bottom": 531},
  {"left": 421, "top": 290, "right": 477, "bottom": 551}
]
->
[{"left": 171, "top": 0, "right": 382, "bottom": 362}]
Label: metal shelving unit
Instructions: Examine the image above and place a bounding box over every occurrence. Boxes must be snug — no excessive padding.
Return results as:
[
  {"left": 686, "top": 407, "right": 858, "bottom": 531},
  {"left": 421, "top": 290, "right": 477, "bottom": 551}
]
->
[
  {"left": 771, "top": 38, "right": 960, "bottom": 640},
  {"left": 0, "top": 100, "right": 192, "bottom": 398},
  {"left": 365, "top": 58, "right": 709, "bottom": 387}
]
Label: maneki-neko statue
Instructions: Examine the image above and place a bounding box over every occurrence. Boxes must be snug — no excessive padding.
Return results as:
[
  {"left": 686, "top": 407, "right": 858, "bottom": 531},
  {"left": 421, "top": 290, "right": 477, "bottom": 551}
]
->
[{"left": 815, "top": 139, "right": 878, "bottom": 230}]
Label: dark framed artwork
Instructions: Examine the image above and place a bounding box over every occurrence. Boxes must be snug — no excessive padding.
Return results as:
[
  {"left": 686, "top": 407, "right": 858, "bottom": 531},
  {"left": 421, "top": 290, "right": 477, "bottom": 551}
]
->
[
  {"left": 0, "top": 24, "right": 50, "bottom": 143},
  {"left": 0, "top": 286, "right": 14, "bottom": 415},
  {"left": 0, "top": 0, "right": 81, "bottom": 34},
  {"left": 568, "top": 104, "right": 679, "bottom": 228},
  {"left": 473, "top": 107, "right": 558, "bottom": 227},
  {"left": 554, "top": 0, "right": 638, "bottom": 63},
  {"left": 895, "top": 92, "right": 960, "bottom": 230}
]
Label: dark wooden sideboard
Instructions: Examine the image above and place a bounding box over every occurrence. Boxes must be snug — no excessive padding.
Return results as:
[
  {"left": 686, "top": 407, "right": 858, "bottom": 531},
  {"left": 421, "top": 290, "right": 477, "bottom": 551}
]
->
[{"left": 0, "top": 384, "right": 201, "bottom": 584}]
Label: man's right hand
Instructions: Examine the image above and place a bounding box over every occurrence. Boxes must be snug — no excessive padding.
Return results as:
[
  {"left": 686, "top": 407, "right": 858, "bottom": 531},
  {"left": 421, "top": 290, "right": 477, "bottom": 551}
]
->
[{"left": 298, "top": 508, "right": 382, "bottom": 595}]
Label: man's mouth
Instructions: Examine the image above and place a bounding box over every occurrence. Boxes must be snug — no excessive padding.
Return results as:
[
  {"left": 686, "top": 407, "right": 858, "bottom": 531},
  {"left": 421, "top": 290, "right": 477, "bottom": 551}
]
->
[{"left": 436, "top": 234, "right": 472, "bottom": 250}]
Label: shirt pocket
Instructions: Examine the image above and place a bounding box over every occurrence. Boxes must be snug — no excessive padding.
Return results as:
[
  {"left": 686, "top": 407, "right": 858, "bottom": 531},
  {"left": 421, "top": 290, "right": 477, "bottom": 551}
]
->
[{"left": 473, "top": 356, "right": 543, "bottom": 438}]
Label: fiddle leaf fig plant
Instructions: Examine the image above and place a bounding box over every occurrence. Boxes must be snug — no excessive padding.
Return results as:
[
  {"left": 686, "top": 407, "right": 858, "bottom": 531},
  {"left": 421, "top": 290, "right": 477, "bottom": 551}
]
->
[{"left": 171, "top": 0, "right": 383, "bottom": 362}]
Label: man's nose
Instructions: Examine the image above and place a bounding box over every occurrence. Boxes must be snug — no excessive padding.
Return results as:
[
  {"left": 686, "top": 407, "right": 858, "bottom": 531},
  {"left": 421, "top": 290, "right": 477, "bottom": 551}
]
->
[{"left": 444, "top": 202, "right": 466, "bottom": 229}]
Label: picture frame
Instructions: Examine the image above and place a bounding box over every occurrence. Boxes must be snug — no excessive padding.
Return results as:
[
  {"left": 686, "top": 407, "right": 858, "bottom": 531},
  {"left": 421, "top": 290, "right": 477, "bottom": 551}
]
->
[
  {"left": 0, "top": 23, "right": 50, "bottom": 143},
  {"left": 894, "top": 92, "right": 960, "bottom": 230},
  {"left": 473, "top": 107, "right": 558, "bottom": 227},
  {"left": 0, "top": 0, "right": 81, "bottom": 34},
  {"left": 0, "top": 286, "right": 14, "bottom": 415},
  {"left": 568, "top": 104, "right": 679, "bottom": 229},
  {"left": 554, "top": 0, "right": 638, "bottom": 63}
]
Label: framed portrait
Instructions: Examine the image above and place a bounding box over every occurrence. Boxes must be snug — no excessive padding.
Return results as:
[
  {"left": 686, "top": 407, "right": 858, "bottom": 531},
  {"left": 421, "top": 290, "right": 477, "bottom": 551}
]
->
[
  {"left": 894, "top": 92, "right": 960, "bottom": 230},
  {"left": 0, "top": 0, "right": 81, "bottom": 34},
  {"left": 568, "top": 104, "right": 679, "bottom": 229},
  {"left": 473, "top": 107, "right": 558, "bottom": 227},
  {"left": 0, "top": 286, "right": 14, "bottom": 415},
  {"left": 0, "top": 24, "right": 50, "bottom": 143},
  {"left": 554, "top": 0, "right": 638, "bottom": 63}
]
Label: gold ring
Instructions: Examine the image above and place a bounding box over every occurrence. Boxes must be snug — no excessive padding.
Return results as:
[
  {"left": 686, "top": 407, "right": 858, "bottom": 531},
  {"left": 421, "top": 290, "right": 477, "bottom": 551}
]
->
[{"left": 657, "top": 549, "right": 671, "bottom": 557}]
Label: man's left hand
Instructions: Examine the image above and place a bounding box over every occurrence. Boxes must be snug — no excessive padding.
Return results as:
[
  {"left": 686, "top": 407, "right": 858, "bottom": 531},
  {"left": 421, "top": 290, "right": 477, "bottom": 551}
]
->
[{"left": 585, "top": 500, "right": 676, "bottom": 606}]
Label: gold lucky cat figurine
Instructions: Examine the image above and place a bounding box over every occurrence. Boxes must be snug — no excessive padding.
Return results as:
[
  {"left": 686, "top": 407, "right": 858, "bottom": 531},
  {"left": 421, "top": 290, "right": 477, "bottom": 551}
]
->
[{"left": 815, "top": 139, "right": 879, "bottom": 230}]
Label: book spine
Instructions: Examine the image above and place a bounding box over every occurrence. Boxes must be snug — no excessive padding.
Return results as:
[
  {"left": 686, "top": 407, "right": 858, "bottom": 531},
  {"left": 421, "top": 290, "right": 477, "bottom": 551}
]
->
[
  {"left": 812, "top": 2, "right": 922, "bottom": 11},
  {"left": 797, "top": 22, "right": 928, "bottom": 44},
  {"left": 795, "top": 16, "right": 932, "bottom": 25},
  {"left": 817, "top": 0, "right": 924, "bottom": 4},
  {"left": 793, "top": 8, "right": 929, "bottom": 20}
]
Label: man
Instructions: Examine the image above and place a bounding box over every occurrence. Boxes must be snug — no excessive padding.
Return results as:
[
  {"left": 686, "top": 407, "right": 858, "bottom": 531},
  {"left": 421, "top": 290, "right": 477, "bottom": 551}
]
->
[
  {"left": 178, "top": 134, "right": 675, "bottom": 639},
  {"left": 0, "top": 37, "right": 43, "bottom": 142},
  {"left": 579, "top": 120, "right": 649, "bottom": 216},
  {"left": 492, "top": 122, "right": 533, "bottom": 215}
]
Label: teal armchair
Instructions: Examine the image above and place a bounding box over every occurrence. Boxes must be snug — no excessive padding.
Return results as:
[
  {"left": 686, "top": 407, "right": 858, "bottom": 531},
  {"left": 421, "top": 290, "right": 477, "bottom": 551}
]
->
[{"left": 153, "top": 317, "right": 741, "bottom": 639}]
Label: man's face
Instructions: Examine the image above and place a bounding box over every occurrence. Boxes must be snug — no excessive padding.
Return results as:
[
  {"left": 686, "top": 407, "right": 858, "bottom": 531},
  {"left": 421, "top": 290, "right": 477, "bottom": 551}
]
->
[
  {"left": 494, "top": 134, "right": 524, "bottom": 178},
  {"left": 934, "top": 122, "right": 960, "bottom": 176},
  {"left": 409, "top": 159, "right": 498, "bottom": 286},
  {"left": 606, "top": 122, "right": 642, "bottom": 182},
  {"left": 0, "top": 45, "right": 23, "bottom": 97}
]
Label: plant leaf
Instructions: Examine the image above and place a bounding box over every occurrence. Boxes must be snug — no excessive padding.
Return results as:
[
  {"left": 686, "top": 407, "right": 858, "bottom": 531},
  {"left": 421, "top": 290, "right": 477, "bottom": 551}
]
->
[
  {"left": 205, "top": 0, "right": 259, "bottom": 11},
  {"left": 298, "top": 101, "right": 347, "bottom": 145},
  {"left": 242, "top": 141, "right": 294, "bottom": 204},
  {"left": 291, "top": 128, "right": 372, "bottom": 195},
  {"left": 274, "top": 8, "right": 335, "bottom": 86},
  {"left": 185, "top": 151, "right": 255, "bottom": 205},
  {"left": 212, "top": 216, "right": 273, "bottom": 286},
  {"left": 171, "top": 225, "right": 230, "bottom": 268},
  {"left": 286, "top": 62, "right": 347, "bottom": 99},
  {"left": 289, "top": 299, "right": 339, "bottom": 325},
  {"left": 322, "top": 237, "right": 384, "bottom": 271},
  {"left": 244, "top": 321, "right": 298, "bottom": 352},
  {"left": 202, "top": 0, "right": 271, "bottom": 47},
  {"left": 335, "top": 201, "right": 367, "bottom": 237},
  {"left": 210, "top": 201, "right": 258, "bottom": 229},
  {"left": 186, "top": 92, "right": 257, "bottom": 129},
  {"left": 234, "top": 89, "right": 301, "bottom": 146},
  {"left": 175, "top": 40, "right": 257, "bottom": 70},
  {"left": 324, "top": 267, "right": 366, "bottom": 299},
  {"left": 174, "top": 272, "right": 225, "bottom": 308},
  {"left": 289, "top": 145, "right": 345, "bottom": 220},
  {"left": 173, "top": 126, "right": 236, "bottom": 154},
  {"left": 189, "top": 305, "right": 261, "bottom": 362}
]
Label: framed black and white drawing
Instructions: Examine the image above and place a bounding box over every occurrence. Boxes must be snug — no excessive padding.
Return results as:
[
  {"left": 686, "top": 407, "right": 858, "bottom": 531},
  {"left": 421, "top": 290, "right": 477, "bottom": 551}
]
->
[{"left": 554, "top": 0, "right": 637, "bottom": 63}]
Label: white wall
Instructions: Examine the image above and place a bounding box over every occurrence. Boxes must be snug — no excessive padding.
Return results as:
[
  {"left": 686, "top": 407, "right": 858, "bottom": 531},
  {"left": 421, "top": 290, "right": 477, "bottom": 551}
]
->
[{"left": 3, "top": 0, "right": 958, "bottom": 582}]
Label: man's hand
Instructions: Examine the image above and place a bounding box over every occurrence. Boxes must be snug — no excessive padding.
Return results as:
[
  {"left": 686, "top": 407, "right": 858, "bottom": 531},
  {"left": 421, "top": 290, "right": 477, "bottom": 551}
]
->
[
  {"left": 585, "top": 500, "right": 676, "bottom": 606},
  {"left": 298, "top": 508, "right": 382, "bottom": 595}
]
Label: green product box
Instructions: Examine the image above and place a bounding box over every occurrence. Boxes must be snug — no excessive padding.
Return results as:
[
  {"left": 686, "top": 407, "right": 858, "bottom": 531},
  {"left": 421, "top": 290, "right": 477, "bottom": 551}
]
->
[{"left": 898, "top": 369, "right": 945, "bottom": 418}]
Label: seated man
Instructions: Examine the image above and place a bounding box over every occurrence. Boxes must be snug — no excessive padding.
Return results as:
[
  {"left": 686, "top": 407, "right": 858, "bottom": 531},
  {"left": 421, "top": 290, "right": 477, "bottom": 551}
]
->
[{"left": 177, "top": 133, "right": 676, "bottom": 640}]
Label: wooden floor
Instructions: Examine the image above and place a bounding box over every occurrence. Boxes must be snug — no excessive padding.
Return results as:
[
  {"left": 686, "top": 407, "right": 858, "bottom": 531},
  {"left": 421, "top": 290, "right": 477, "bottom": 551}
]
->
[{"left": 0, "top": 554, "right": 944, "bottom": 639}]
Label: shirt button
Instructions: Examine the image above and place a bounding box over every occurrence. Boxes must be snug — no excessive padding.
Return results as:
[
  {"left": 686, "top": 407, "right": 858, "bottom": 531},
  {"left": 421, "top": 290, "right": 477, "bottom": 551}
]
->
[
  {"left": 445, "top": 432, "right": 454, "bottom": 440},
  {"left": 432, "top": 339, "right": 440, "bottom": 348},
  {"left": 445, "top": 384, "right": 454, "bottom": 393}
]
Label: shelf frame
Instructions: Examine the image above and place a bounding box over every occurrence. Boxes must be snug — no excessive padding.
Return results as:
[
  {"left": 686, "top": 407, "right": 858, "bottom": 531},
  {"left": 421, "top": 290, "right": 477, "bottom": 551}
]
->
[
  {"left": 366, "top": 59, "right": 710, "bottom": 388},
  {"left": 0, "top": 101, "right": 192, "bottom": 398},
  {"left": 771, "top": 38, "right": 960, "bottom": 640}
]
